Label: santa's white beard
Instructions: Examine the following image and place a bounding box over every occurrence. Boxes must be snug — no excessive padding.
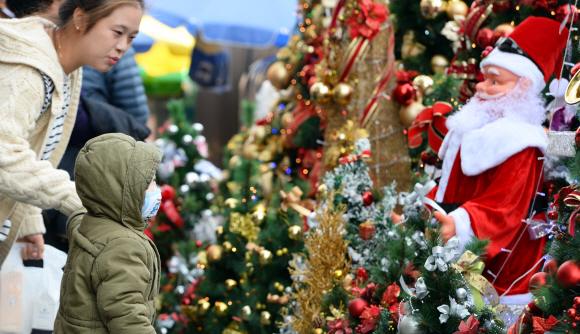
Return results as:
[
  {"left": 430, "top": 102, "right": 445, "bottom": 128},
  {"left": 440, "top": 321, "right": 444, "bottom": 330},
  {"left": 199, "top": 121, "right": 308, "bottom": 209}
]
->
[{"left": 446, "top": 79, "right": 546, "bottom": 136}]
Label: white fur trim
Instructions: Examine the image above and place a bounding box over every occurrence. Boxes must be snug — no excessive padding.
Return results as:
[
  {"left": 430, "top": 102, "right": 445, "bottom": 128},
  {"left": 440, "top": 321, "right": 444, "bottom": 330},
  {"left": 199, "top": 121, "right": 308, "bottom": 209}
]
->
[
  {"left": 480, "top": 48, "right": 545, "bottom": 93},
  {"left": 449, "top": 207, "right": 474, "bottom": 251},
  {"left": 436, "top": 132, "right": 461, "bottom": 202},
  {"left": 460, "top": 118, "right": 547, "bottom": 176},
  {"left": 500, "top": 293, "right": 533, "bottom": 305}
]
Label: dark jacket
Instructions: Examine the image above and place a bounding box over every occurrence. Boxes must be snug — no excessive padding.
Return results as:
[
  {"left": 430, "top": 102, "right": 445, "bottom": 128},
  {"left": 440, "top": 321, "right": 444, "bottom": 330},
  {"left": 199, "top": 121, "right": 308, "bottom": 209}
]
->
[{"left": 54, "top": 134, "right": 162, "bottom": 333}]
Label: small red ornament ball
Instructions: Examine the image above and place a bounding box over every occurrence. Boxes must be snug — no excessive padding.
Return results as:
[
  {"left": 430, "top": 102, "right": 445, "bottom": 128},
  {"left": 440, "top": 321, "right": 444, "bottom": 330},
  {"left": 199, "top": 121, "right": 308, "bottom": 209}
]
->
[
  {"left": 196, "top": 240, "right": 203, "bottom": 247},
  {"left": 348, "top": 298, "right": 369, "bottom": 318},
  {"left": 547, "top": 211, "right": 558, "bottom": 221},
  {"left": 575, "top": 296, "right": 580, "bottom": 306},
  {"left": 362, "top": 191, "right": 374, "bottom": 207},
  {"left": 529, "top": 272, "right": 548, "bottom": 290},
  {"left": 557, "top": 260, "right": 580, "bottom": 288},
  {"left": 392, "top": 83, "right": 415, "bottom": 106},
  {"left": 543, "top": 259, "right": 558, "bottom": 274},
  {"left": 568, "top": 308, "right": 578, "bottom": 319},
  {"left": 475, "top": 28, "right": 494, "bottom": 48}
]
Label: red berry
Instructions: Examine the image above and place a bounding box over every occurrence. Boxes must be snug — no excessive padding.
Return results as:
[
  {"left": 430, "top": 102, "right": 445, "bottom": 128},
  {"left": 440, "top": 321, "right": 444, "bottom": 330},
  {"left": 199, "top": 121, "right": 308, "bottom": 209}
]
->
[
  {"left": 196, "top": 240, "right": 202, "bottom": 247},
  {"left": 568, "top": 308, "right": 577, "bottom": 319},
  {"left": 575, "top": 296, "right": 580, "bottom": 306}
]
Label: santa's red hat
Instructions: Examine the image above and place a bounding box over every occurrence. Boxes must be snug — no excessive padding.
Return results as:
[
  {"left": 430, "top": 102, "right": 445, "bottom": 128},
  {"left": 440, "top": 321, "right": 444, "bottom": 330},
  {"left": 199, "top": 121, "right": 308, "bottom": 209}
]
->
[{"left": 480, "top": 17, "right": 569, "bottom": 93}]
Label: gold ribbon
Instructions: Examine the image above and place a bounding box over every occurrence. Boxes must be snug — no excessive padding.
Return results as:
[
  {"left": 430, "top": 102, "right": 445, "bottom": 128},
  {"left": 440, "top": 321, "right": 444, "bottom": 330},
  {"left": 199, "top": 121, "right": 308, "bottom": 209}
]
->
[
  {"left": 280, "top": 186, "right": 312, "bottom": 216},
  {"left": 451, "top": 251, "right": 499, "bottom": 306}
]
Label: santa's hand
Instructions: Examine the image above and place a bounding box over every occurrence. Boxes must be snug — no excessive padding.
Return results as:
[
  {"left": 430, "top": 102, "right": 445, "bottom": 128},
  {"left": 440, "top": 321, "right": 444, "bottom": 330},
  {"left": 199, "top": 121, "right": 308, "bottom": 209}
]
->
[
  {"left": 17, "top": 233, "right": 45, "bottom": 260},
  {"left": 433, "top": 211, "right": 456, "bottom": 243},
  {"left": 390, "top": 211, "right": 404, "bottom": 224},
  {"left": 572, "top": 63, "right": 580, "bottom": 75}
]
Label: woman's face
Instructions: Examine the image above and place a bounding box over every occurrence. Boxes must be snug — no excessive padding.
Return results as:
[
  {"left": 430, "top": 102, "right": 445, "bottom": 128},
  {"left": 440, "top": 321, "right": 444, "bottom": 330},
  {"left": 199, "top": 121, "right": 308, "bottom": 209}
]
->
[{"left": 76, "top": 4, "right": 142, "bottom": 72}]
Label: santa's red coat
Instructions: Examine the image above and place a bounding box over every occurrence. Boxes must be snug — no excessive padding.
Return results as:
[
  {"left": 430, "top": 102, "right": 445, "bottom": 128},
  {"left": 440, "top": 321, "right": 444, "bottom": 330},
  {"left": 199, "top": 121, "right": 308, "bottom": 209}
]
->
[{"left": 442, "top": 147, "right": 545, "bottom": 296}]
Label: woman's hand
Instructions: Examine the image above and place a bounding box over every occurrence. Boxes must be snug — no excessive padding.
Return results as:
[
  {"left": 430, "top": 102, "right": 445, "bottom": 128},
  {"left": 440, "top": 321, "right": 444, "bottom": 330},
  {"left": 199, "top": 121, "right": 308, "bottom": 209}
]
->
[{"left": 17, "top": 233, "right": 45, "bottom": 260}]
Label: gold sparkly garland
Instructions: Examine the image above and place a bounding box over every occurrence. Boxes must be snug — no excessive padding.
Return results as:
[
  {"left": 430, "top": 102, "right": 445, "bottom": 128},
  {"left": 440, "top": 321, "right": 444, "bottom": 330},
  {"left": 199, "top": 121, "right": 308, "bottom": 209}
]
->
[{"left": 229, "top": 212, "right": 260, "bottom": 242}]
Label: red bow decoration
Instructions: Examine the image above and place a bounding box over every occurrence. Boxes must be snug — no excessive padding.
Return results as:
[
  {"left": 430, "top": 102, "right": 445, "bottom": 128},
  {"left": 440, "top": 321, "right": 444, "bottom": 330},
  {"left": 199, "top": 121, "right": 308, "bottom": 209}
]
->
[
  {"left": 395, "top": 69, "right": 419, "bottom": 84},
  {"left": 352, "top": 283, "right": 377, "bottom": 299},
  {"left": 344, "top": 0, "right": 388, "bottom": 40},
  {"left": 355, "top": 267, "right": 369, "bottom": 284},
  {"left": 339, "top": 149, "right": 371, "bottom": 165},
  {"left": 407, "top": 102, "right": 452, "bottom": 153},
  {"left": 160, "top": 185, "right": 184, "bottom": 229},
  {"left": 358, "top": 305, "right": 382, "bottom": 333},
  {"left": 381, "top": 282, "right": 400, "bottom": 313},
  {"left": 563, "top": 190, "right": 580, "bottom": 236},
  {"left": 454, "top": 315, "right": 480, "bottom": 334},
  {"left": 532, "top": 315, "right": 558, "bottom": 333},
  {"left": 283, "top": 101, "right": 318, "bottom": 148},
  {"left": 328, "top": 318, "right": 353, "bottom": 334}
]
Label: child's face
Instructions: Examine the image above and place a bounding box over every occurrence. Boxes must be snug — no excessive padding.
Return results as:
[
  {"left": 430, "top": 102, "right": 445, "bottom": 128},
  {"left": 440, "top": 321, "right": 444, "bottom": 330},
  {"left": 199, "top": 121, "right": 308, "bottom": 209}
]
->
[{"left": 146, "top": 174, "right": 157, "bottom": 193}]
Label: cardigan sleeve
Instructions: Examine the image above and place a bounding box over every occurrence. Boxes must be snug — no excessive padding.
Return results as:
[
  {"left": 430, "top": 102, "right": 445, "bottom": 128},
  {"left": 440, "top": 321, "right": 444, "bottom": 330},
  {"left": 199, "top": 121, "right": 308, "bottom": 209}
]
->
[{"left": 0, "top": 64, "right": 82, "bottom": 216}]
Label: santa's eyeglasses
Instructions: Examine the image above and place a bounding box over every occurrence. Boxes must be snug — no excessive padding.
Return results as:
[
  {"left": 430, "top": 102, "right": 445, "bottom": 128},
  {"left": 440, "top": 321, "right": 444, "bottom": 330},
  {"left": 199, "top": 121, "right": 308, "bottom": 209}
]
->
[{"left": 495, "top": 37, "right": 541, "bottom": 73}]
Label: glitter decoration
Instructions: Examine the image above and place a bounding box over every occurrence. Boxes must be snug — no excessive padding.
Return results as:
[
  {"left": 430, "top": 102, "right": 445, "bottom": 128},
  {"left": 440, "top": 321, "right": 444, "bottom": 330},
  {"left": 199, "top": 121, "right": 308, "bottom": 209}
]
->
[{"left": 547, "top": 131, "right": 575, "bottom": 157}]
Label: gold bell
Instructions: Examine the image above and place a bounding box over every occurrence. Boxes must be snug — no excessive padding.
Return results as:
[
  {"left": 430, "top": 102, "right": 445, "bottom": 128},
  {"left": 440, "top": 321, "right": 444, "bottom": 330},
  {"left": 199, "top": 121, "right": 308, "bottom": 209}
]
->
[{"left": 565, "top": 71, "right": 580, "bottom": 105}]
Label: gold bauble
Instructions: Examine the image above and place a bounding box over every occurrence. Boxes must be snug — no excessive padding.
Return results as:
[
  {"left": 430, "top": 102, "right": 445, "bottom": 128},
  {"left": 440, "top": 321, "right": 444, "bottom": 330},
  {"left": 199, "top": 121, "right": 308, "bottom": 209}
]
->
[
  {"left": 197, "top": 251, "right": 208, "bottom": 266},
  {"left": 282, "top": 248, "right": 288, "bottom": 255},
  {"left": 314, "top": 329, "right": 324, "bottom": 334},
  {"left": 310, "top": 82, "right": 333, "bottom": 105},
  {"left": 333, "top": 270, "right": 344, "bottom": 281},
  {"left": 224, "top": 198, "right": 239, "bottom": 209},
  {"left": 260, "top": 311, "right": 272, "bottom": 325},
  {"left": 207, "top": 245, "right": 224, "bottom": 263},
  {"left": 214, "top": 302, "right": 228, "bottom": 317},
  {"left": 332, "top": 82, "right": 354, "bottom": 105},
  {"left": 228, "top": 155, "right": 241, "bottom": 169},
  {"left": 288, "top": 225, "right": 303, "bottom": 240},
  {"left": 276, "top": 284, "right": 285, "bottom": 293},
  {"left": 419, "top": 0, "right": 446, "bottom": 19},
  {"left": 431, "top": 55, "right": 449, "bottom": 73},
  {"left": 412, "top": 75, "right": 435, "bottom": 96},
  {"left": 446, "top": 0, "right": 468, "bottom": 19},
  {"left": 303, "top": 25, "right": 318, "bottom": 44},
  {"left": 252, "top": 211, "right": 266, "bottom": 225},
  {"left": 281, "top": 112, "right": 293, "bottom": 128},
  {"left": 197, "top": 299, "right": 211, "bottom": 316},
  {"left": 399, "top": 102, "right": 426, "bottom": 128},
  {"left": 241, "top": 305, "right": 252, "bottom": 321},
  {"left": 243, "top": 143, "right": 259, "bottom": 160},
  {"left": 259, "top": 249, "right": 273, "bottom": 265},
  {"left": 254, "top": 125, "right": 267, "bottom": 140},
  {"left": 225, "top": 279, "right": 238, "bottom": 291},
  {"left": 276, "top": 249, "right": 284, "bottom": 256},
  {"left": 401, "top": 31, "right": 426, "bottom": 59},
  {"left": 317, "top": 184, "right": 328, "bottom": 201},
  {"left": 223, "top": 241, "right": 233, "bottom": 253},
  {"left": 267, "top": 62, "right": 293, "bottom": 90},
  {"left": 253, "top": 203, "right": 266, "bottom": 212}
]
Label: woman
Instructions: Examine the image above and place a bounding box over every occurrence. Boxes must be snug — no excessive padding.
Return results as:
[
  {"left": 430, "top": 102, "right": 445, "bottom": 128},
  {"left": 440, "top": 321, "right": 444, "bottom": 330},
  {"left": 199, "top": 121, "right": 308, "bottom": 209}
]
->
[{"left": 0, "top": 0, "right": 144, "bottom": 266}]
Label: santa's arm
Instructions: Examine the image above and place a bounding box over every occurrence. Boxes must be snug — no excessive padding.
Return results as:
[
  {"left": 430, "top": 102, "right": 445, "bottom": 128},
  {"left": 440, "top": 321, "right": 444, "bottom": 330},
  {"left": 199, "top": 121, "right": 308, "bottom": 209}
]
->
[{"left": 444, "top": 147, "right": 543, "bottom": 257}]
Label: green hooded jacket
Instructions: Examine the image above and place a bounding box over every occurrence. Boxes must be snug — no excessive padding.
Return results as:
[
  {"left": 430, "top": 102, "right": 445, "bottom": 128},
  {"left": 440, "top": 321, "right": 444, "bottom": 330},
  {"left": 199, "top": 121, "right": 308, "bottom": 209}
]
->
[{"left": 54, "top": 133, "right": 162, "bottom": 334}]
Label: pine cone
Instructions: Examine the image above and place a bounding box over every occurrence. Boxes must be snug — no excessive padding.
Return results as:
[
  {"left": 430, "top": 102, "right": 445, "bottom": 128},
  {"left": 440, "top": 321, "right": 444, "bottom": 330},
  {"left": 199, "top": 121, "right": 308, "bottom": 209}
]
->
[{"left": 312, "top": 316, "right": 326, "bottom": 328}]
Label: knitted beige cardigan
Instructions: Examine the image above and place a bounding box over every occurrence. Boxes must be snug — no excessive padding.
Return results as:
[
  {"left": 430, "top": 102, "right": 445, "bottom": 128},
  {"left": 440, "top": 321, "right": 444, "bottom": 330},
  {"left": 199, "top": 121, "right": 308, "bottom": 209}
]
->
[{"left": 0, "top": 17, "right": 83, "bottom": 264}]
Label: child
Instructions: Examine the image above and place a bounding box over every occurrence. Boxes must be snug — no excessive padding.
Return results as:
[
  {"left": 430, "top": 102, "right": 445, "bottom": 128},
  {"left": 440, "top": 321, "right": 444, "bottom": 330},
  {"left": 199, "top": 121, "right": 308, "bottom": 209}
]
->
[{"left": 54, "top": 133, "right": 162, "bottom": 333}]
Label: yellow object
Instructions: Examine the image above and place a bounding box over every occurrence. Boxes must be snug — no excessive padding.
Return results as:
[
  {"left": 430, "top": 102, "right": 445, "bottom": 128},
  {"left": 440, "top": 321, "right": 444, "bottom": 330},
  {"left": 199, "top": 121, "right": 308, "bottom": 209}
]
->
[
  {"left": 135, "top": 15, "right": 195, "bottom": 78},
  {"left": 566, "top": 70, "right": 580, "bottom": 105},
  {"left": 446, "top": 0, "right": 468, "bottom": 19},
  {"left": 207, "top": 245, "right": 224, "bottom": 263},
  {"left": 197, "top": 299, "right": 211, "bottom": 316},
  {"left": 288, "top": 225, "right": 304, "bottom": 240},
  {"left": 431, "top": 55, "right": 450, "bottom": 73},
  {"left": 225, "top": 279, "right": 238, "bottom": 291},
  {"left": 260, "top": 311, "right": 272, "bottom": 325},
  {"left": 451, "top": 251, "right": 500, "bottom": 308},
  {"left": 214, "top": 302, "right": 228, "bottom": 317},
  {"left": 259, "top": 249, "right": 273, "bottom": 265}
]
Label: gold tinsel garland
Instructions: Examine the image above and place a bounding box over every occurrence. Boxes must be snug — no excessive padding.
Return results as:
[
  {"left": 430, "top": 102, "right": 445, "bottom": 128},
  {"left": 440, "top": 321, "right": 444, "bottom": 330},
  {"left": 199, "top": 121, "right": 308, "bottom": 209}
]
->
[
  {"left": 229, "top": 212, "right": 260, "bottom": 242},
  {"left": 285, "top": 189, "right": 351, "bottom": 333}
]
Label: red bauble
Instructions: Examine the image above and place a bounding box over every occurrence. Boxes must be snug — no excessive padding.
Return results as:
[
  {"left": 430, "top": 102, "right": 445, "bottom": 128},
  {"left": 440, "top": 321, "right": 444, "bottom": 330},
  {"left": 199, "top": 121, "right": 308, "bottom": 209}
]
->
[
  {"left": 556, "top": 4, "right": 579, "bottom": 24},
  {"left": 475, "top": 28, "right": 494, "bottom": 48},
  {"left": 196, "top": 240, "right": 203, "bottom": 247},
  {"left": 543, "top": 259, "right": 558, "bottom": 274},
  {"left": 568, "top": 308, "right": 578, "bottom": 319},
  {"left": 529, "top": 272, "right": 548, "bottom": 290},
  {"left": 575, "top": 127, "right": 580, "bottom": 148},
  {"left": 491, "top": 23, "right": 515, "bottom": 46},
  {"left": 557, "top": 260, "right": 580, "bottom": 288},
  {"left": 392, "top": 83, "right": 415, "bottom": 106},
  {"left": 308, "top": 76, "right": 317, "bottom": 89},
  {"left": 362, "top": 191, "right": 374, "bottom": 206},
  {"left": 348, "top": 298, "right": 369, "bottom": 318},
  {"left": 547, "top": 211, "right": 558, "bottom": 221}
]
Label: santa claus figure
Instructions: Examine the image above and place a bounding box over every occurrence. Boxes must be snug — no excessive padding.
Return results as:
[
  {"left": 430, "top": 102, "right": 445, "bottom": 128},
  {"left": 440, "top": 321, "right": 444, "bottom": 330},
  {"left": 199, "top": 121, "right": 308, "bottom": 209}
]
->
[{"left": 433, "top": 17, "right": 568, "bottom": 305}]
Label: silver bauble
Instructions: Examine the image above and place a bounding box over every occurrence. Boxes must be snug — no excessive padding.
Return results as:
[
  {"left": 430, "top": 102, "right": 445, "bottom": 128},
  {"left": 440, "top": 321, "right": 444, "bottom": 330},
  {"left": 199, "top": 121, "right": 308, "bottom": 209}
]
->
[
  {"left": 176, "top": 285, "right": 185, "bottom": 294},
  {"left": 154, "top": 138, "right": 167, "bottom": 148},
  {"left": 202, "top": 209, "right": 213, "bottom": 218},
  {"left": 185, "top": 172, "right": 200, "bottom": 187},
  {"left": 182, "top": 134, "right": 194, "bottom": 146},
  {"left": 399, "top": 315, "right": 422, "bottom": 334},
  {"left": 387, "top": 231, "right": 397, "bottom": 238},
  {"left": 193, "top": 123, "right": 204, "bottom": 133},
  {"left": 168, "top": 124, "right": 179, "bottom": 135},
  {"left": 194, "top": 135, "right": 206, "bottom": 143},
  {"left": 199, "top": 174, "right": 211, "bottom": 183},
  {"left": 206, "top": 193, "right": 215, "bottom": 201},
  {"left": 179, "top": 184, "right": 190, "bottom": 194},
  {"left": 456, "top": 287, "right": 468, "bottom": 299}
]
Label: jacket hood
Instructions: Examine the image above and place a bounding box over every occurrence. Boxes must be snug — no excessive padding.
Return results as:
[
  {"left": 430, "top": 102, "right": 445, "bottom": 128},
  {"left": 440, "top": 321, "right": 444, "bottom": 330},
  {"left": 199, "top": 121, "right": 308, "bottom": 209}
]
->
[
  {"left": 75, "top": 134, "right": 162, "bottom": 231},
  {"left": 0, "top": 17, "right": 66, "bottom": 95}
]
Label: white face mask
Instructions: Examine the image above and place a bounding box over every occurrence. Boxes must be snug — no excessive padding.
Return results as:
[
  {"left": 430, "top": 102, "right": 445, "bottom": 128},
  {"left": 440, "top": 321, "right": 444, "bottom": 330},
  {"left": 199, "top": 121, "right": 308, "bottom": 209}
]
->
[{"left": 142, "top": 189, "right": 162, "bottom": 221}]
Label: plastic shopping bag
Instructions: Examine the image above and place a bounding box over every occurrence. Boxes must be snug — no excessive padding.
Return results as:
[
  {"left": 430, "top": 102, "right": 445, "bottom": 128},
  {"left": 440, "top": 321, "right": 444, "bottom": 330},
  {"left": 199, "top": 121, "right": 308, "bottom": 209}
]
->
[{"left": 0, "top": 243, "right": 67, "bottom": 333}]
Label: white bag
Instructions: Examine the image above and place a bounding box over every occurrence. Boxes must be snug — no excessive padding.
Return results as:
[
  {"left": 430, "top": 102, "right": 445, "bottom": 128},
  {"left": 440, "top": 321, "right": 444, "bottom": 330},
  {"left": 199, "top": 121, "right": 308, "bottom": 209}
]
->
[{"left": 0, "top": 242, "right": 67, "bottom": 333}]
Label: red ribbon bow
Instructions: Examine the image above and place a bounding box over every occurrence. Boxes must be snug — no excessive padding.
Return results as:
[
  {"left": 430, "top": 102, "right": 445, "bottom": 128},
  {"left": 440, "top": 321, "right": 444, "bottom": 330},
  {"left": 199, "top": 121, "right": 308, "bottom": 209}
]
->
[
  {"left": 160, "top": 185, "right": 184, "bottom": 229},
  {"left": 532, "top": 315, "right": 558, "bottom": 333},
  {"left": 563, "top": 190, "right": 580, "bottom": 236},
  {"left": 339, "top": 150, "right": 371, "bottom": 165},
  {"left": 407, "top": 102, "right": 452, "bottom": 153}
]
